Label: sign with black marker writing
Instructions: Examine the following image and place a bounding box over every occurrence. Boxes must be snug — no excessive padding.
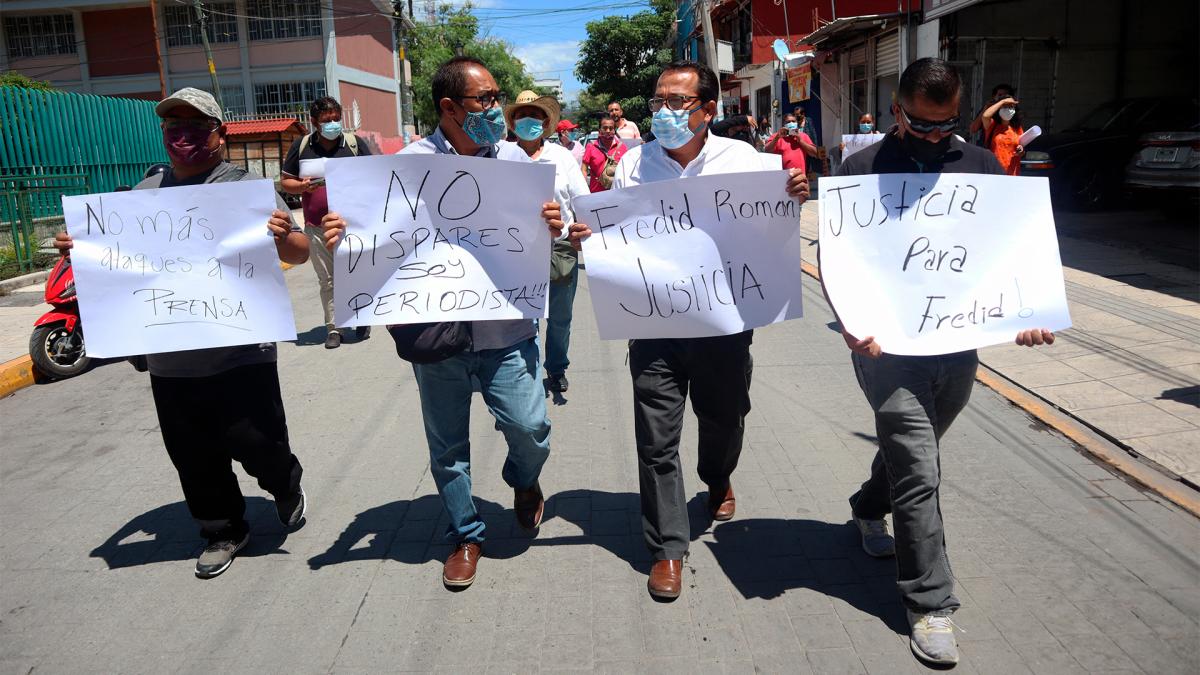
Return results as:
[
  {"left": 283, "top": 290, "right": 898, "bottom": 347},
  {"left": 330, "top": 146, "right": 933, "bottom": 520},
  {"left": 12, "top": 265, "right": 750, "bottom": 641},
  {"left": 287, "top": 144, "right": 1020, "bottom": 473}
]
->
[
  {"left": 573, "top": 171, "right": 804, "bottom": 339},
  {"left": 61, "top": 180, "right": 298, "bottom": 358},
  {"left": 818, "top": 173, "right": 1072, "bottom": 355},
  {"left": 325, "top": 153, "right": 556, "bottom": 327}
]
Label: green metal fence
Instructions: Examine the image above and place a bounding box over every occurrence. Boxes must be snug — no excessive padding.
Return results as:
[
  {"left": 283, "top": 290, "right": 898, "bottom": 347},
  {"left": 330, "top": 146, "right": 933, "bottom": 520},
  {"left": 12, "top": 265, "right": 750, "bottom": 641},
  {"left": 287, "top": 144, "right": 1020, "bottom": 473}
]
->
[{"left": 0, "top": 86, "right": 169, "bottom": 277}]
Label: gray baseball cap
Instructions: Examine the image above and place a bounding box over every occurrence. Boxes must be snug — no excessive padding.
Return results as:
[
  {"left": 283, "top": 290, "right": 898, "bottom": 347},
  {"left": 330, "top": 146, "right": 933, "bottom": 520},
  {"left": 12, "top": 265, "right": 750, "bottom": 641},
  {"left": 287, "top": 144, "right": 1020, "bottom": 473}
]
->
[{"left": 155, "top": 87, "right": 224, "bottom": 123}]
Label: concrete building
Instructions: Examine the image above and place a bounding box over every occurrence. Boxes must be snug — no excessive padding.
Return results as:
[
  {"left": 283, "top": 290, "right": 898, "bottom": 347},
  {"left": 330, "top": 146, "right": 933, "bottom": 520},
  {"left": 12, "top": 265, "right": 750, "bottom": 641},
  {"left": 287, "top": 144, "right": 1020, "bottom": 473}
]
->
[
  {"left": 0, "top": 0, "right": 413, "bottom": 140},
  {"left": 533, "top": 77, "right": 563, "bottom": 103}
]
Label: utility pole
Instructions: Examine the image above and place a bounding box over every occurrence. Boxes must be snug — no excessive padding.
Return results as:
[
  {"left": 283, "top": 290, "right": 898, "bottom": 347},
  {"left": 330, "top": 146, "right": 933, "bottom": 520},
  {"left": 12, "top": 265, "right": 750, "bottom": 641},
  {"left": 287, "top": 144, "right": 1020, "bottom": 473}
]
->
[
  {"left": 698, "top": 0, "right": 724, "bottom": 119},
  {"left": 191, "top": 0, "right": 224, "bottom": 111}
]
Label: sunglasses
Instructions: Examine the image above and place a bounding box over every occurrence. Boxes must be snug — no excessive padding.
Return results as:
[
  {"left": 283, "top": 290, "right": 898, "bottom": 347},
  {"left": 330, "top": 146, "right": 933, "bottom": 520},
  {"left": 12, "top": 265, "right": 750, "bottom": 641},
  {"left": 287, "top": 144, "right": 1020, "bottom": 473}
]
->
[{"left": 898, "top": 107, "right": 959, "bottom": 134}]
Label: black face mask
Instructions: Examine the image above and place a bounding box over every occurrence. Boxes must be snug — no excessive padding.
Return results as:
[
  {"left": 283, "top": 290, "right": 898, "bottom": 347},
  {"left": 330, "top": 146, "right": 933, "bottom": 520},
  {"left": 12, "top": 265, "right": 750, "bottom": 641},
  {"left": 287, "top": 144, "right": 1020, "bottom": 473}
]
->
[{"left": 901, "top": 132, "right": 952, "bottom": 166}]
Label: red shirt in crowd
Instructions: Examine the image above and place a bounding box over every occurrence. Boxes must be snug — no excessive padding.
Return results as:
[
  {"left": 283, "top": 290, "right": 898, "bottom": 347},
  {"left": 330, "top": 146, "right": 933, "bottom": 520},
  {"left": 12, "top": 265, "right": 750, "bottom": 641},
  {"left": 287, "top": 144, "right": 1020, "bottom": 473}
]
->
[
  {"left": 767, "top": 131, "right": 815, "bottom": 173},
  {"left": 581, "top": 139, "right": 628, "bottom": 193}
]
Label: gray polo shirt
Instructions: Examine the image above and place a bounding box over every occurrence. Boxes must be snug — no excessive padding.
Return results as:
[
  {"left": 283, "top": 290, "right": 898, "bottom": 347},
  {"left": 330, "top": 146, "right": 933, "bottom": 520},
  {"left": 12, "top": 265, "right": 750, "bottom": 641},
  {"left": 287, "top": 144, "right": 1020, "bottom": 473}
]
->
[
  {"left": 138, "top": 162, "right": 295, "bottom": 377},
  {"left": 398, "top": 127, "right": 538, "bottom": 352}
]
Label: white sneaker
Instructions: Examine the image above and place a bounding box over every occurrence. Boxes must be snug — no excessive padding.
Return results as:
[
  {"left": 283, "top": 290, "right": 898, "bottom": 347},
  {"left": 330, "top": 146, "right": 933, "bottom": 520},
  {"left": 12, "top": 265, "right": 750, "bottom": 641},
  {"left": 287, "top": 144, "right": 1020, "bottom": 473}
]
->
[
  {"left": 853, "top": 515, "right": 896, "bottom": 558},
  {"left": 907, "top": 611, "right": 959, "bottom": 665}
]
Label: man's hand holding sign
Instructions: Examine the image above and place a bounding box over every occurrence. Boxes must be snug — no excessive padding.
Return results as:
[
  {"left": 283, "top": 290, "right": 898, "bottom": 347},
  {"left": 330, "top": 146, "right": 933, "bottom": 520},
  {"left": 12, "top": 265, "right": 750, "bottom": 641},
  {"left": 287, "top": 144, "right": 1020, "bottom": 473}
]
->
[{"left": 817, "top": 172, "right": 1069, "bottom": 356}]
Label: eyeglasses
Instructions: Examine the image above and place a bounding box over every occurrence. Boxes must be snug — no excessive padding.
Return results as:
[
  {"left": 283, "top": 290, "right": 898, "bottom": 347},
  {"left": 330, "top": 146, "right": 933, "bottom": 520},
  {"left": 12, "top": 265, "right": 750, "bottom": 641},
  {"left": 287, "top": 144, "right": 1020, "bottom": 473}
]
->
[
  {"left": 648, "top": 95, "right": 703, "bottom": 112},
  {"left": 454, "top": 92, "right": 506, "bottom": 108},
  {"left": 162, "top": 118, "right": 220, "bottom": 132},
  {"left": 898, "top": 107, "right": 959, "bottom": 135}
]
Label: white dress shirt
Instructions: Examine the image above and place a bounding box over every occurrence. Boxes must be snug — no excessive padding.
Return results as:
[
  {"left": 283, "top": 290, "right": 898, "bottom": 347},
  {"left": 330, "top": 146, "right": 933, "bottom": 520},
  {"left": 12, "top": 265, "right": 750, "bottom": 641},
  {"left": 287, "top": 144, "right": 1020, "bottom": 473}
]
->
[{"left": 612, "top": 131, "right": 765, "bottom": 188}]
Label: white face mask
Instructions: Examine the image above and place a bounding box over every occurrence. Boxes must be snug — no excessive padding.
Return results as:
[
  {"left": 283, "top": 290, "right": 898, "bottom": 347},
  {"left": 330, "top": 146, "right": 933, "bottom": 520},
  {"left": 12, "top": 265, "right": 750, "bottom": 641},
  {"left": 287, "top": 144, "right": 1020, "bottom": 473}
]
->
[{"left": 999, "top": 107, "right": 1016, "bottom": 122}]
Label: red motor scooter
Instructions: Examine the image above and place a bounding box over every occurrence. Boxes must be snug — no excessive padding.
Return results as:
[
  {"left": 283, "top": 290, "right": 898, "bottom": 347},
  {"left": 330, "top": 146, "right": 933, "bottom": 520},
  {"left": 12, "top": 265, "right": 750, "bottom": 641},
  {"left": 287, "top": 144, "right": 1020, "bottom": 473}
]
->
[{"left": 29, "top": 253, "right": 90, "bottom": 380}]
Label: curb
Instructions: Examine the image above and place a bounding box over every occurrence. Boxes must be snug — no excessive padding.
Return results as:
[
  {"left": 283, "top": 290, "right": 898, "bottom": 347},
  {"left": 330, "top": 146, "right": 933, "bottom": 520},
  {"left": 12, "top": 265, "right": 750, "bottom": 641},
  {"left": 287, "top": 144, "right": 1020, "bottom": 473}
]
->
[
  {"left": 797, "top": 260, "right": 1200, "bottom": 518},
  {"left": 0, "top": 269, "right": 50, "bottom": 296},
  {"left": 0, "top": 356, "right": 36, "bottom": 399}
]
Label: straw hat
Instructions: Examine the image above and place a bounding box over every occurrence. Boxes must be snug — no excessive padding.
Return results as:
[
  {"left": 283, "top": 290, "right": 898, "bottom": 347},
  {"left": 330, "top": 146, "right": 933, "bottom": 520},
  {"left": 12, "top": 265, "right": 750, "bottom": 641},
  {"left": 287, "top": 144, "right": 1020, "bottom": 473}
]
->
[{"left": 503, "top": 90, "right": 560, "bottom": 139}]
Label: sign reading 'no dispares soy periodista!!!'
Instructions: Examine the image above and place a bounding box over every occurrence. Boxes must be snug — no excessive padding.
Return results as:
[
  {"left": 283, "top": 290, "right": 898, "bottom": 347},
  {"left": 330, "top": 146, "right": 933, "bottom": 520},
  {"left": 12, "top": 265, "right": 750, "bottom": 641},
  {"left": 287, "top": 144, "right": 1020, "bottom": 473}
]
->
[
  {"left": 818, "top": 173, "right": 1072, "bottom": 356},
  {"left": 326, "top": 153, "right": 556, "bottom": 328}
]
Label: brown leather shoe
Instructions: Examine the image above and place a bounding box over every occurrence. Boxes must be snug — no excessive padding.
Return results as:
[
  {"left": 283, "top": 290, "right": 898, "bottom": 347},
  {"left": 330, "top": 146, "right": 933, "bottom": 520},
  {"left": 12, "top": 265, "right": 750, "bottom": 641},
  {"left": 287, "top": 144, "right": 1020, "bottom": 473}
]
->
[
  {"left": 648, "top": 559, "right": 683, "bottom": 599},
  {"left": 442, "top": 542, "right": 481, "bottom": 588},
  {"left": 707, "top": 482, "right": 736, "bottom": 521},
  {"left": 514, "top": 482, "right": 544, "bottom": 531}
]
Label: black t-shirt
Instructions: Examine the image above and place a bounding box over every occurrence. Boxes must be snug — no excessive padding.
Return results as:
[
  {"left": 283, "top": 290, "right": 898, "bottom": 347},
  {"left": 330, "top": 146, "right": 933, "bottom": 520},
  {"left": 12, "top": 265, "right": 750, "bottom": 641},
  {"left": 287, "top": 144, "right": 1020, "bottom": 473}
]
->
[
  {"left": 280, "top": 132, "right": 373, "bottom": 177},
  {"left": 837, "top": 131, "right": 1004, "bottom": 177}
]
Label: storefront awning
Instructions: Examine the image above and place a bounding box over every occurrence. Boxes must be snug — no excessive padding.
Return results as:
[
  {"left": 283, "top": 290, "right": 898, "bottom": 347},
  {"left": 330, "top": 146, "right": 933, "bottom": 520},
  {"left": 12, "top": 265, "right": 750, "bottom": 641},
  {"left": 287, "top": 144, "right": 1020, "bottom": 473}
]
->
[{"left": 799, "top": 13, "right": 900, "bottom": 47}]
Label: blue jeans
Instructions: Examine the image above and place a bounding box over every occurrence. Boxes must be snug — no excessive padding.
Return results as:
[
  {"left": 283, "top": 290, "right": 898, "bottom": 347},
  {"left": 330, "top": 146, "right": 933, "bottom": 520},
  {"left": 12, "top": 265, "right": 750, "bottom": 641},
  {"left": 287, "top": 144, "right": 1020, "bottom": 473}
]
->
[
  {"left": 544, "top": 266, "right": 578, "bottom": 375},
  {"left": 411, "top": 337, "right": 551, "bottom": 544}
]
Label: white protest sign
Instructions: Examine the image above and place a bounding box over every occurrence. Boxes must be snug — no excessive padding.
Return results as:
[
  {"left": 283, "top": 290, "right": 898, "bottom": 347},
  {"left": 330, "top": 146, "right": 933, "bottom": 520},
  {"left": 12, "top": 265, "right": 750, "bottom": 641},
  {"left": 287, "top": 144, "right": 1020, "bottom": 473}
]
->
[
  {"left": 818, "top": 173, "right": 1071, "bottom": 356},
  {"left": 842, "top": 134, "right": 883, "bottom": 159},
  {"left": 326, "top": 153, "right": 556, "bottom": 327},
  {"left": 574, "top": 171, "right": 804, "bottom": 340},
  {"left": 299, "top": 158, "right": 326, "bottom": 178},
  {"left": 759, "top": 153, "right": 783, "bottom": 171},
  {"left": 62, "top": 180, "right": 297, "bottom": 358}
]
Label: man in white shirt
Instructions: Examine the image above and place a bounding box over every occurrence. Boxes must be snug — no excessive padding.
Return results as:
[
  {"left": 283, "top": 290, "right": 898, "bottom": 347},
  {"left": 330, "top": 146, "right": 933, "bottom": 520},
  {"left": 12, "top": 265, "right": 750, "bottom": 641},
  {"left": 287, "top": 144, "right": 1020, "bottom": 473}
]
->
[
  {"left": 570, "top": 60, "right": 811, "bottom": 600},
  {"left": 321, "top": 57, "right": 564, "bottom": 591},
  {"left": 505, "top": 90, "right": 591, "bottom": 393},
  {"left": 608, "top": 100, "right": 640, "bottom": 139}
]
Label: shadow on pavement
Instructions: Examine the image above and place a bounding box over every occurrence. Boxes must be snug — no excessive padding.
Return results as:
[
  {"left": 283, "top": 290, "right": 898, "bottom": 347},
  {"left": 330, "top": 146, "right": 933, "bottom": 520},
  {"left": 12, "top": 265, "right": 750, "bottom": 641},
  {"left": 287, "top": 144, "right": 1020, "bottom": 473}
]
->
[
  {"left": 293, "top": 326, "right": 328, "bottom": 347},
  {"left": 706, "top": 517, "right": 908, "bottom": 635},
  {"left": 90, "top": 497, "right": 289, "bottom": 569}
]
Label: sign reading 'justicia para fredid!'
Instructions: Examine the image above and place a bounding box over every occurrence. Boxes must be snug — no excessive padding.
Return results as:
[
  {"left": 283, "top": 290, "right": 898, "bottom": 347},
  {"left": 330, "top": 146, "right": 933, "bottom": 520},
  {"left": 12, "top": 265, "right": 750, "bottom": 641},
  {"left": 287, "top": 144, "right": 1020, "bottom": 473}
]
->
[
  {"left": 573, "top": 170, "right": 805, "bottom": 340},
  {"left": 818, "top": 173, "right": 1072, "bottom": 356}
]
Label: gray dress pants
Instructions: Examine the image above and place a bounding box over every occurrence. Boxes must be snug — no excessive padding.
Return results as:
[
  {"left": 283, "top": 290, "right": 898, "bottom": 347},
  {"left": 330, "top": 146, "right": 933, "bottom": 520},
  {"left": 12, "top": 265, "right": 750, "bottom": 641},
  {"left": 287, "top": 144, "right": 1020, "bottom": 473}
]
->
[
  {"left": 630, "top": 331, "right": 753, "bottom": 561},
  {"left": 848, "top": 350, "right": 978, "bottom": 614}
]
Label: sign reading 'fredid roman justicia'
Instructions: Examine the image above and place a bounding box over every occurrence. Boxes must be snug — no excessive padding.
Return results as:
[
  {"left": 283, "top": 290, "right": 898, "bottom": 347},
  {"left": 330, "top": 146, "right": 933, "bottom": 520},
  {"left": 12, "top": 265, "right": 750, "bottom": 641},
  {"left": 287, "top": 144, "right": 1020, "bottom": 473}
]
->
[
  {"left": 573, "top": 171, "right": 805, "bottom": 340},
  {"left": 326, "top": 153, "right": 556, "bottom": 328},
  {"left": 818, "top": 173, "right": 1072, "bottom": 356}
]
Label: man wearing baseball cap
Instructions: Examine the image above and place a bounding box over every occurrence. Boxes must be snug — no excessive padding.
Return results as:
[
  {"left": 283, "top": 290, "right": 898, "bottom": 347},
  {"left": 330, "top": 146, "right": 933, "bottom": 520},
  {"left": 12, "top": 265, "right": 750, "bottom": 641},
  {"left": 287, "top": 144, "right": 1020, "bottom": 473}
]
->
[
  {"left": 54, "top": 87, "right": 312, "bottom": 579},
  {"left": 556, "top": 118, "right": 585, "bottom": 166},
  {"left": 506, "top": 91, "right": 590, "bottom": 395}
]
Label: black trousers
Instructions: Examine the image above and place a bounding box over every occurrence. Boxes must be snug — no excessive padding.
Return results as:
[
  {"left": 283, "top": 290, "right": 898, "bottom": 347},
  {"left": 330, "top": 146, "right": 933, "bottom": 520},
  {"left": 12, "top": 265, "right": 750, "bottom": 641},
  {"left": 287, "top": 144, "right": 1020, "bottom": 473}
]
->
[
  {"left": 629, "top": 331, "right": 753, "bottom": 560},
  {"left": 150, "top": 362, "right": 302, "bottom": 538}
]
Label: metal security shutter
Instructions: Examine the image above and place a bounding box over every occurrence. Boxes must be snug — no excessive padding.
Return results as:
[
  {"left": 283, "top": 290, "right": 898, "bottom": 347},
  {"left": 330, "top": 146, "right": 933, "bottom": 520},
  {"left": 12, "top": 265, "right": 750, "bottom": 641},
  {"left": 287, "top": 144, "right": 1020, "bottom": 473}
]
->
[{"left": 875, "top": 31, "right": 900, "bottom": 77}]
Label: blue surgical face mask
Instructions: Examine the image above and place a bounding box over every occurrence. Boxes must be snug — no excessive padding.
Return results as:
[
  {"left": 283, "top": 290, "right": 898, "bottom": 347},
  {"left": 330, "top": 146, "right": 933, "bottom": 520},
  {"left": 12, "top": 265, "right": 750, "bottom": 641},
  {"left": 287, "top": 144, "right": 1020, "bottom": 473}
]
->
[
  {"left": 461, "top": 105, "right": 507, "bottom": 146},
  {"left": 651, "top": 106, "right": 700, "bottom": 150},
  {"left": 320, "top": 120, "right": 343, "bottom": 140},
  {"left": 514, "top": 117, "right": 544, "bottom": 142},
  {"left": 785, "top": 122, "right": 799, "bottom": 130},
  {"left": 859, "top": 122, "right": 874, "bottom": 133}
]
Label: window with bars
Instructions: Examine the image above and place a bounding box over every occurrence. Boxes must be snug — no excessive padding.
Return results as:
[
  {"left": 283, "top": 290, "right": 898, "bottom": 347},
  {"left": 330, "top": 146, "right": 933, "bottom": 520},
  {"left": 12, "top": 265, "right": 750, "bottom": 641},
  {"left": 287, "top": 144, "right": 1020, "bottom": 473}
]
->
[
  {"left": 163, "top": 2, "right": 238, "bottom": 48},
  {"left": 4, "top": 14, "right": 77, "bottom": 59},
  {"left": 246, "top": 0, "right": 322, "bottom": 42},
  {"left": 253, "top": 81, "right": 325, "bottom": 115}
]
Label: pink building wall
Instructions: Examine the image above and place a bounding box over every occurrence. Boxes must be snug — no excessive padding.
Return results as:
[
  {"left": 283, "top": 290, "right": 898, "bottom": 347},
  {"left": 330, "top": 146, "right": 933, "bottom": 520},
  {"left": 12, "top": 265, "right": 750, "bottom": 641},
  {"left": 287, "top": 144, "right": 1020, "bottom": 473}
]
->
[
  {"left": 340, "top": 80, "right": 398, "bottom": 136},
  {"left": 333, "top": 0, "right": 395, "bottom": 78},
  {"left": 8, "top": 54, "right": 83, "bottom": 83},
  {"left": 167, "top": 46, "right": 241, "bottom": 74},
  {"left": 248, "top": 39, "right": 324, "bottom": 68}
]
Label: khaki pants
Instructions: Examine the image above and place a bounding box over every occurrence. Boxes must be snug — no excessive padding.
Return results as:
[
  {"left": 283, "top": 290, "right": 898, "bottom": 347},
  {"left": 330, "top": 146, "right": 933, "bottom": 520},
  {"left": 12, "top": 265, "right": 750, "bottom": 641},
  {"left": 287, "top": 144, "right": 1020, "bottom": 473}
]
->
[{"left": 305, "top": 225, "right": 336, "bottom": 331}]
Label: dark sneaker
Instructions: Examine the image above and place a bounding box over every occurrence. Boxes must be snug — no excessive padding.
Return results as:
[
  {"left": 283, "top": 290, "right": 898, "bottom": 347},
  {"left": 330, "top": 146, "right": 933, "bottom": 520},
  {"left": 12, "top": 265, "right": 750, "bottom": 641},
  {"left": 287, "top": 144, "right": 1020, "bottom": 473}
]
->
[
  {"left": 324, "top": 330, "right": 342, "bottom": 349},
  {"left": 195, "top": 531, "right": 250, "bottom": 579},
  {"left": 514, "top": 482, "right": 545, "bottom": 531},
  {"left": 276, "top": 487, "right": 307, "bottom": 528},
  {"left": 548, "top": 372, "right": 569, "bottom": 393},
  {"left": 355, "top": 325, "right": 372, "bottom": 341}
]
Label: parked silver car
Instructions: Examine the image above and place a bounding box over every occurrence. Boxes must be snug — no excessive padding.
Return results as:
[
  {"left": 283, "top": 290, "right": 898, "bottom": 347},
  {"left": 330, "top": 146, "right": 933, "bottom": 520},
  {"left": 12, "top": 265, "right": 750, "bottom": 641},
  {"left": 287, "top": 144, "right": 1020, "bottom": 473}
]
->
[{"left": 1124, "top": 129, "right": 1200, "bottom": 202}]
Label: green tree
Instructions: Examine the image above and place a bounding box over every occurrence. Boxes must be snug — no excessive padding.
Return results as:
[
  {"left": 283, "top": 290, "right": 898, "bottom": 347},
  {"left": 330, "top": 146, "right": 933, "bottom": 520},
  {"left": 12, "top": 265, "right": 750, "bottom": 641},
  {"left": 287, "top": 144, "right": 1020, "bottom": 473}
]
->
[
  {"left": 574, "top": 0, "right": 674, "bottom": 131},
  {"left": 406, "top": 4, "right": 535, "bottom": 131},
  {"left": 0, "top": 72, "right": 55, "bottom": 92}
]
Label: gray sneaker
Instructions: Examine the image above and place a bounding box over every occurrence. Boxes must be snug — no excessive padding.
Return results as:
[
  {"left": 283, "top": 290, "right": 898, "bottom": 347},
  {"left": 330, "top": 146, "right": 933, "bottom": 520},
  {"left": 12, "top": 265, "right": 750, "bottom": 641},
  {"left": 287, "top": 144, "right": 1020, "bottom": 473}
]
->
[
  {"left": 195, "top": 532, "right": 250, "bottom": 579},
  {"left": 853, "top": 515, "right": 896, "bottom": 558},
  {"left": 276, "top": 487, "right": 307, "bottom": 528},
  {"left": 907, "top": 611, "right": 959, "bottom": 665}
]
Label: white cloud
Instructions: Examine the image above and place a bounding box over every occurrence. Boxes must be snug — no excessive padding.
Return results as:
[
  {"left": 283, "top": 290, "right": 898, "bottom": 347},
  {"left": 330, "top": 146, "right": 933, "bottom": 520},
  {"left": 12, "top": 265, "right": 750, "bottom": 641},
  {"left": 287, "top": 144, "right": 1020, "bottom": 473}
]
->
[{"left": 512, "top": 40, "right": 582, "bottom": 80}]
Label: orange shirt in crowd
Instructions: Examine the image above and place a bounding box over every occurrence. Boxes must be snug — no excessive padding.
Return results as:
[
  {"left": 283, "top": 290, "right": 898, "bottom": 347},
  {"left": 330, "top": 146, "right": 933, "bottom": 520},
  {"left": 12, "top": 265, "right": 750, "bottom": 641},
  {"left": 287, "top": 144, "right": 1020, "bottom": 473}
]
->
[{"left": 987, "top": 124, "right": 1024, "bottom": 176}]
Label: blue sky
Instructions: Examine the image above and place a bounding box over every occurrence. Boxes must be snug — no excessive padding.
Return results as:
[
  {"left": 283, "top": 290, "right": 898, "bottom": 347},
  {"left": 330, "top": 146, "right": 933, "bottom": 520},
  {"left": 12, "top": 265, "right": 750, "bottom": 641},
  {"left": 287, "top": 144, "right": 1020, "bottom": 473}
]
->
[{"left": 444, "top": 0, "right": 653, "bottom": 104}]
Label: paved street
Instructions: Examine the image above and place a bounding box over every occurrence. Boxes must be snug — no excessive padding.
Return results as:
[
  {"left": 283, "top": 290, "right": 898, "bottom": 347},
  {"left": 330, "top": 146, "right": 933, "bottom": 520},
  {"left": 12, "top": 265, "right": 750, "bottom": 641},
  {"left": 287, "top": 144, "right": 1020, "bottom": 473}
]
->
[{"left": 2, "top": 255, "right": 1198, "bottom": 673}]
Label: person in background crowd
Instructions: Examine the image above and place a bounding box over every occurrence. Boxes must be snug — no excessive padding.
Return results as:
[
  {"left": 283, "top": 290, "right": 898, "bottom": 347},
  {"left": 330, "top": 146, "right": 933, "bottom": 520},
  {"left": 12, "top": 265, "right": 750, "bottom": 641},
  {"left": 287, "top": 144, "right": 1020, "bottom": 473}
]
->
[
  {"left": 607, "top": 100, "right": 640, "bottom": 139},
  {"left": 838, "top": 113, "right": 884, "bottom": 155},
  {"left": 281, "top": 96, "right": 374, "bottom": 349},
  {"left": 969, "top": 83, "right": 1013, "bottom": 140},
  {"left": 54, "top": 88, "right": 311, "bottom": 580},
  {"left": 505, "top": 91, "right": 590, "bottom": 395},
  {"left": 764, "top": 112, "right": 819, "bottom": 172},
  {"left": 582, "top": 114, "right": 628, "bottom": 193},
  {"left": 980, "top": 92, "right": 1026, "bottom": 175},
  {"left": 568, "top": 60, "right": 811, "bottom": 601},
  {"left": 827, "top": 58, "right": 1054, "bottom": 667},
  {"left": 556, "top": 118, "right": 585, "bottom": 165},
  {"left": 709, "top": 112, "right": 758, "bottom": 146},
  {"left": 321, "top": 57, "right": 563, "bottom": 591},
  {"left": 794, "top": 106, "right": 816, "bottom": 139}
]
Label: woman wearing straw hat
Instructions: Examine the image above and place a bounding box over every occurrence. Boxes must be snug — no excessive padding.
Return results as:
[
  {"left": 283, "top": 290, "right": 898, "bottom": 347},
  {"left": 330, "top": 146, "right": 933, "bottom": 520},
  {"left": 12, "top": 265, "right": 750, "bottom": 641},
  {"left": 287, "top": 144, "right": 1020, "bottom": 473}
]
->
[{"left": 505, "top": 91, "right": 591, "bottom": 395}]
